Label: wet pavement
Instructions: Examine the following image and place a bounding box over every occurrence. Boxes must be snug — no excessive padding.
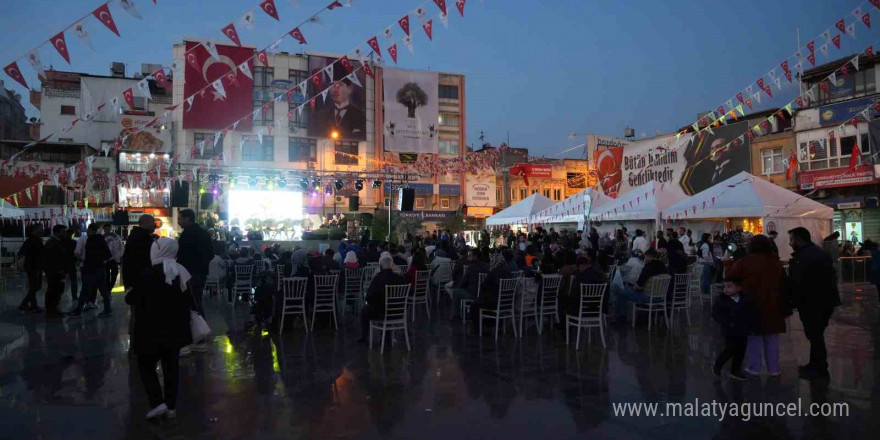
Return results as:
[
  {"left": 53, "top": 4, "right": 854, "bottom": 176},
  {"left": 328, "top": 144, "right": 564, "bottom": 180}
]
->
[{"left": 0, "top": 275, "right": 878, "bottom": 440}]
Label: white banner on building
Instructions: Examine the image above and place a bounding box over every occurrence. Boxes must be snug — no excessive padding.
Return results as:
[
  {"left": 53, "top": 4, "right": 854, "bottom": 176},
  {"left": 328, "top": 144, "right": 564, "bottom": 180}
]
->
[
  {"left": 383, "top": 67, "right": 439, "bottom": 153},
  {"left": 465, "top": 171, "right": 497, "bottom": 208}
]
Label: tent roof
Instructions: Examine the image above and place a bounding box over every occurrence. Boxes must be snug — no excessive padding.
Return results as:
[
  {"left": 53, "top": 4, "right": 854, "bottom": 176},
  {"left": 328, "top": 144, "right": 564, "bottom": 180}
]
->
[
  {"left": 486, "top": 193, "right": 556, "bottom": 225},
  {"left": 534, "top": 188, "right": 613, "bottom": 224},
  {"left": 590, "top": 181, "right": 687, "bottom": 221},
  {"left": 0, "top": 206, "right": 25, "bottom": 218},
  {"left": 663, "top": 171, "right": 833, "bottom": 220}
]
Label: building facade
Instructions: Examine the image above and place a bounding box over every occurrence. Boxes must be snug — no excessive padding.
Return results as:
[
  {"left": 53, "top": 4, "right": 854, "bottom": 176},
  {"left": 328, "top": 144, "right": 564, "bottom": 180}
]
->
[
  {"left": 0, "top": 83, "right": 28, "bottom": 141},
  {"left": 750, "top": 131, "right": 797, "bottom": 190},
  {"left": 485, "top": 144, "right": 591, "bottom": 210},
  {"left": 793, "top": 53, "right": 880, "bottom": 243}
]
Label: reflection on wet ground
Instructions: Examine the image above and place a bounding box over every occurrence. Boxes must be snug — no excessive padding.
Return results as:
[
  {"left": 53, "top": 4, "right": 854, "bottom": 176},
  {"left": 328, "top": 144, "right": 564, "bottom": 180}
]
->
[{"left": 0, "top": 277, "right": 878, "bottom": 439}]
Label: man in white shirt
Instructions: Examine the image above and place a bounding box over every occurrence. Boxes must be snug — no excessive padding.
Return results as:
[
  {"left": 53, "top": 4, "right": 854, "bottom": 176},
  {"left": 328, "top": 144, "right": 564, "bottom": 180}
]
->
[
  {"left": 631, "top": 229, "right": 650, "bottom": 254},
  {"left": 679, "top": 227, "right": 694, "bottom": 255}
]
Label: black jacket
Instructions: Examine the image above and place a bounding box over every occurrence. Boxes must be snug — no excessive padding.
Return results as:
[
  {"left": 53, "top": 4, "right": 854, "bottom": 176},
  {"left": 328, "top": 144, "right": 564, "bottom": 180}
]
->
[
  {"left": 636, "top": 260, "right": 667, "bottom": 288},
  {"left": 62, "top": 237, "right": 77, "bottom": 270},
  {"left": 82, "top": 234, "right": 111, "bottom": 270},
  {"left": 123, "top": 227, "right": 155, "bottom": 289},
  {"left": 365, "top": 268, "right": 407, "bottom": 318},
  {"left": 126, "top": 265, "right": 193, "bottom": 355},
  {"left": 787, "top": 242, "right": 840, "bottom": 313},
  {"left": 177, "top": 223, "right": 213, "bottom": 277},
  {"left": 19, "top": 236, "right": 43, "bottom": 273},
  {"left": 456, "top": 261, "right": 490, "bottom": 299},
  {"left": 712, "top": 294, "right": 756, "bottom": 337},
  {"left": 42, "top": 237, "right": 67, "bottom": 276},
  {"left": 478, "top": 265, "right": 513, "bottom": 306}
]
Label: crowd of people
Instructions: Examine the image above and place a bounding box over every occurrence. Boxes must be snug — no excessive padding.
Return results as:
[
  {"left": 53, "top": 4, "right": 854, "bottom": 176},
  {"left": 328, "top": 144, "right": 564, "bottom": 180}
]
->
[{"left": 13, "top": 215, "right": 877, "bottom": 418}]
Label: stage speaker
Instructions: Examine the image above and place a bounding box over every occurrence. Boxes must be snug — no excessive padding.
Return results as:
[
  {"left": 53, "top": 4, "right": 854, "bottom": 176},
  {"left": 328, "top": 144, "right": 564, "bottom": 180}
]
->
[
  {"left": 171, "top": 181, "right": 190, "bottom": 207},
  {"left": 200, "top": 193, "right": 214, "bottom": 210},
  {"left": 112, "top": 210, "right": 129, "bottom": 226},
  {"left": 349, "top": 195, "right": 359, "bottom": 212},
  {"left": 398, "top": 188, "right": 415, "bottom": 212}
]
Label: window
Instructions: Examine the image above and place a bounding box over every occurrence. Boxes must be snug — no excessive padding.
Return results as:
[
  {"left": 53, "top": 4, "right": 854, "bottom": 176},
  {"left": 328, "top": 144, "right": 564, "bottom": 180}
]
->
[
  {"left": 797, "top": 132, "right": 866, "bottom": 171},
  {"left": 438, "top": 139, "right": 459, "bottom": 155},
  {"left": 289, "top": 137, "right": 316, "bottom": 162},
  {"left": 542, "top": 188, "right": 550, "bottom": 198},
  {"left": 288, "top": 106, "right": 308, "bottom": 129},
  {"left": 57, "top": 138, "right": 73, "bottom": 143},
  {"left": 334, "top": 140, "right": 358, "bottom": 165},
  {"left": 289, "top": 69, "right": 309, "bottom": 85},
  {"left": 531, "top": 189, "right": 539, "bottom": 195},
  {"left": 40, "top": 185, "right": 65, "bottom": 204},
  {"left": 553, "top": 189, "right": 562, "bottom": 200},
  {"left": 519, "top": 188, "right": 528, "bottom": 200},
  {"left": 815, "top": 67, "right": 876, "bottom": 104},
  {"left": 194, "top": 132, "right": 224, "bottom": 159},
  {"left": 242, "top": 135, "right": 274, "bottom": 161},
  {"left": 761, "top": 148, "right": 784, "bottom": 174},
  {"left": 415, "top": 198, "right": 426, "bottom": 209},
  {"left": 567, "top": 172, "right": 586, "bottom": 188},
  {"left": 252, "top": 67, "right": 274, "bottom": 125},
  {"left": 440, "top": 198, "right": 450, "bottom": 209},
  {"left": 384, "top": 197, "right": 391, "bottom": 207},
  {"left": 439, "top": 85, "right": 459, "bottom": 99},
  {"left": 60, "top": 105, "right": 76, "bottom": 115},
  {"left": 439, "top": 113, "right": 459, "bottom": 127}
]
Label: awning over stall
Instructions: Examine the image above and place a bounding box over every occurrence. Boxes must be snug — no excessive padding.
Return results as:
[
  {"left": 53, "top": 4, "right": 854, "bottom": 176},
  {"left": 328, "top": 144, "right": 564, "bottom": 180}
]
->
[{"left": 486, "top": 193, "right": 556, "bottom": 226}]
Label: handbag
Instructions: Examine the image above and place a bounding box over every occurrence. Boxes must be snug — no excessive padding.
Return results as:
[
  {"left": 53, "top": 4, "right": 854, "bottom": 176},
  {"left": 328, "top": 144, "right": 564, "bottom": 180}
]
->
[{"left": 190, "top": 310, "right": 211, "bottom": 342}]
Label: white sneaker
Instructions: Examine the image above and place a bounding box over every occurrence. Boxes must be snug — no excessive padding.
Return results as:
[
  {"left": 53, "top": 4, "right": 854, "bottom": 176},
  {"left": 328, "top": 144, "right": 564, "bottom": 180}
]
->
[
  {"left": 179, "top": 346, "right": 192, "bottom": 356},
  {"left": 146, "top": 403, "right": 168, "bottom": 419}
]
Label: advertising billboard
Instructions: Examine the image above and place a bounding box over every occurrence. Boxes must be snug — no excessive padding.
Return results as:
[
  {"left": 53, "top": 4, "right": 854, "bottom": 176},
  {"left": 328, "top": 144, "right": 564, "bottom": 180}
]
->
[
  {"left": 382, "top": 67, "right": 439, "bottom": 153},
  {"left": 307, "top": 55, "right": 367, "bottom": 140},
  {"left": 466, "top": 171, "right": 497, "bottom": 208}
]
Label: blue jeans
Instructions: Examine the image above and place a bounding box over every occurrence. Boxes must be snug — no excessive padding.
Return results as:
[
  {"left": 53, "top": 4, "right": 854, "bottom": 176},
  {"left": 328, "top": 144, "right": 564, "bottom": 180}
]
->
[
  {"left": 615, "top": 286, "right": 650, "bottom": 317},
  {"left": 701, "top": 263, "right": 713, "bottom": 295}
]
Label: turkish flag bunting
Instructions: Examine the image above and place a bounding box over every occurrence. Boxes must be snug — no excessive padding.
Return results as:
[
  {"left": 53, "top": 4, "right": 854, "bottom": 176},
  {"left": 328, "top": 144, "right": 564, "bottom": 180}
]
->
[
  {"left": 327, "top": 1, "right": 343, "bottom": 10},
  {"left": 736, "top": 93, "right": 744, "bottom": 104},
  {"left": 423, "top": 20, "right": 433, "bottom": 40},
  {"left": 746, "top": 130, "right": 755, "bottom": 141},
  {"left": 123, "top": 87, "right": 135, "bottom": 109},
  {"left": 367, "top": 36, "right": 381, "bottom": 55},
  {"left": 873, "top": 100, "right": 880, "bottom": 112},
  {"left": 398, "top": 15, "right": 410, "bottom": 36},
  {"left": 181, "top": 41, "right": 254, "bottom": 131},
  {"left": 717, "top": 105, "right": 725, "bottom": 117},
  {"left": 841, "top": 64, "right": 849, "bottom": 76},
  {"left": 433, "top": 0, "right": 447, "bottom": 15},
  {"left": 807, "top": 40, "right": 815, "bottom": 52},
  {"left": 781, "top": 60, "right": 790, "bottom": 72},
  {"left": 763, "top": 85, "right": 773, "bottom": 98},
  {"left": 290, "top": 27, "right": 307, "bottom": 44},
  {"left": 92, "top": 3, "right": 121, "bottom": 37},
  {"left": 864, "top": 13, "right": 872, "bottom": 28},
  {"left": 832, "top": 34, "right": 841, "bottom": 49},
  {"left": 796, "top": 97, "right": 805, "bottom": 107},
  {"left": 786, "top": 156, "right": 797, "bottom": 180},
  {"left": 222, "top": 23, "right": 242, "bottom": 46},
  {"left": 757, "top": 78, "right": 764, "bottom": 89},
  {"left": 339, "top": 56, "right": 353, "bottom": 73},
  {"left": 836, "top": 19, "right": 846, "bottom": 33},
  {"left": 387, "top": 44, "right": 398, "bottom": 63},
  {"left": 745, "top": 98, "right": 752, "bottom": 109},
  {"left": 807, "top": 53, "right": 816, "bottom": 66},
  {"left": 849, "top": 143, "right": 861, "bottom": 168},
  {"left": 311, "top": 73, "right": 322, "bottom": 91},
  {"left": 257, "top": 50, "right": 269, "bottom": 66},
  {"left": 872, "top": 0, "right": 880, "bottom": 10},
  {"left": 259, "top": 0, "right": 279, "bottom": 21},
  {"left": 51, "top": 31, "right": 71, "bottom": 64},
  {"left": 3, "top": 62, "right": 28, "bottom": 89},
  {"left": 362, "top": 62, "right": 374, "bottom": 78},
  {"left": 784, "top": 70, "right": 792, "bottom": 83},
  {"left": 456, "top": 0, "right": 466, "bottom": 17},
  {"left": 819, "top": 81, "right": 829, "bottom": 93},
  {"left": 153, "top": 68, "right": 168, "bottom": 88}
]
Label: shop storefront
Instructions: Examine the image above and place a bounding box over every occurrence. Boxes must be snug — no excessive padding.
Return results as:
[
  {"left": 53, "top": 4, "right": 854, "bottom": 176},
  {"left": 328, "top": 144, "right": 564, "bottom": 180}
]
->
[{"left": 798, "top": 166, "right": 880, "bottom": 243}]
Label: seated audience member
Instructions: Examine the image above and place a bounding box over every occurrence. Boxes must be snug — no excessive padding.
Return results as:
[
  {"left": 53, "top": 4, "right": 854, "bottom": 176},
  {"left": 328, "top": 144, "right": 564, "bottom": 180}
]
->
[
  {"left": 614, "top": 248, "right": 667, "bottom": 323},
  {"left": 359, "top": 255, "right": 407, "bottom": 342},
  {"left": 451, "top": 249, "right": 490, "bottom": 320}
]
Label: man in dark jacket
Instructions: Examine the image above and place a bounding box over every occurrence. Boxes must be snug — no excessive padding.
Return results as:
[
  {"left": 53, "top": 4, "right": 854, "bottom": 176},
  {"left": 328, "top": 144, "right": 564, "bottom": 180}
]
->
[
  {"left": 177, "top": 209, "right": 213, "bottom": 315},
  {"left": 451, "top": 249, "right": 490, "bottom": 320},
  {"left": 122, "top": 215, "right": 156, "bottom": 291},
  {"left": 42, "top": 225, "right": 69, "bottom": 318},
  {"left": 359, "top": 255, "right": 407, "bottom": 342},
  {"left": 712, "top": 276, "right": 756, "bottom": 380},
  {"left": 615, "top": 249, "right": 667, "bottom": 321},
  {"left": 18, "top": 224, "right": 45, "bottom": 313},
  {"left": 63, "top": 228, "right": 79, "bottom": 302},
  {"left": 787, "top": 227, "right": 839, "bottom": 380},
  {"left": 69, "top": 223, "right": 113, "bottom": 316}
]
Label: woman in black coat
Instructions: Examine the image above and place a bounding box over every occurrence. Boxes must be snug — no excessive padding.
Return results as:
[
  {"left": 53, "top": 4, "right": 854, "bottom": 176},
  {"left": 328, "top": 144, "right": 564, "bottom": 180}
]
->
[{"left": 126, "top": 237, "right": 192, "bottom": 420}]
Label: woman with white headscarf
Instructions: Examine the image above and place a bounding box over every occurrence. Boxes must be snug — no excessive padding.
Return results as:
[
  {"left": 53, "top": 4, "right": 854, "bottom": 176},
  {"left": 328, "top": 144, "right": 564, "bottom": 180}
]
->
[
  {"left": 343, "top": 251, "right": 360, "bottom": 270},
  {"left": 126, "top": 237, "right": 193, "bottom": 420}
]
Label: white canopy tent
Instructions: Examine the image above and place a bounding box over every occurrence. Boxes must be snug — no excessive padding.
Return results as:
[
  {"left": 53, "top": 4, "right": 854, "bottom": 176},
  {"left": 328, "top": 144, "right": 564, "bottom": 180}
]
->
[
  {"left": 533, "top": 188, "right": 614, "bottom": 229},
  {"left": 486, "top": 193, "right": 556, "bottom": 227},
  {"left": 588, "top": 181, "right": 687, "bottom": 237},
  {"left": 0, "top": 206, "right": 25, "bottom": 218},
  {"left": 663, "top": 171, "right": 833, "bottom": 259}
]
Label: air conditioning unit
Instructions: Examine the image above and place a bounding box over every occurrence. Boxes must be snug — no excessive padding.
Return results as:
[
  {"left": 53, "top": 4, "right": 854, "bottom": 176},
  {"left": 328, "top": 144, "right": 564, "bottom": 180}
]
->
[
  {"left": 334, "top": 196, "right": 344, "bottom": 204},
  {"left": 307, "top": 161, "right": 316, "bottom": 170}
]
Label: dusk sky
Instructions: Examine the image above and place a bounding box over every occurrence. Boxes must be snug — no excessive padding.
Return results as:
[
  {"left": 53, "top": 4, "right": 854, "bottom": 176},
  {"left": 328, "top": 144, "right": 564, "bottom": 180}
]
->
[{"left": 1, "top": 0, "right": 873, "bottom": 156}]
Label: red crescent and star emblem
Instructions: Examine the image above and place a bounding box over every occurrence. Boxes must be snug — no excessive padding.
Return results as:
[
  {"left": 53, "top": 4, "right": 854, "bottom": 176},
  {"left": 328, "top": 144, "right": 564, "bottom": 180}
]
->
[{"left": 259, "top": 0, "right": 279, "bottom": 21}]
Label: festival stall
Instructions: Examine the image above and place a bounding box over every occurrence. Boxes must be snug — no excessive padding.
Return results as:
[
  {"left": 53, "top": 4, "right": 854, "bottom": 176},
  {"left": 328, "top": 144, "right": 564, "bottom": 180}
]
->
[
  {"left": 662, "top": 171, "right": 833, "bottom": 259},
  {"left": 486, "top": 193, "right": 555, "bottom": 229},
  {"left": 588, "top": 180, "right": 687, "bottom": 238},
  {"left": 533, "top": 188, "right": 613, "bottom": 230}
]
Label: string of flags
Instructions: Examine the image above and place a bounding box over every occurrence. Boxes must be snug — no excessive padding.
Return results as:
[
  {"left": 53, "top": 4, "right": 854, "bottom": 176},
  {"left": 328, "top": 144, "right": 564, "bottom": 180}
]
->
[{"left": 4, "top": 0, "right": 473, "bottom": 207}]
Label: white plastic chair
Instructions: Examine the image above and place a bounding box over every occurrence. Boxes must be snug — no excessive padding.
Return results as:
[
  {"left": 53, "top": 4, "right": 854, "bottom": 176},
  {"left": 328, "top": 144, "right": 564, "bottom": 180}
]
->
[
  {"left": 461, "top": 272, "right": 487, "bottom": 329},
  {"left": 362, "top": 267, "right": 376, "bottom": 300},
  {"left": 632, "top": 275, "right": 672, "bottom": 330},
  {"left": 669, "top": 273, "right": 691, "bottom": 325},
  {"left": 407, "top": 269, "right": 431, "bottom": 321},
  {"left": 537, "top": 274, "right": 562, "bottom": 334},
  {"left": 510, "top": 270, "right": 523, "bottom": 279},
  {"left": 516, "top": 277, "right": 539, "bottom": 336},
  {"left": 396, "top": 264, "right": 409, "bottom": 275},
  {"left": 566, "top": 283, "right": 607, "bottom": 349},
  {"left": 311, "top": 274, "right": 339, "bottom": 331},
  {"left": 342, "top": 268, "right": 364, "bottom": 315},
  {"left": 479, "top": 278, "right": 519, "bottom": 341},
  {"left": 279, "top": 277, "right": 308, "bottom": 333},
  {"left": 233, "top": 264, "right": 254, "bottom": 303},
  {"left": 205, "top": 275, "right": 222, "bottom": 298},
  {"left": 687, "top": 263, "right": 701, "bottom": 299},
  {"left": 431, "top": 261, "right": 454, "bottom": 307},
  {"left": 369, "top": 284, "right": 411, "bottom": 353}
]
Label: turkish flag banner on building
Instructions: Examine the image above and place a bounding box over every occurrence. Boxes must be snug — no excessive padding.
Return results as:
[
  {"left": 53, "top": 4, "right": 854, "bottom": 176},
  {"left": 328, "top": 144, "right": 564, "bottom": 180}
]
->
[{"left": 182, "top": 41, "right": 254, "bottom": 130}]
